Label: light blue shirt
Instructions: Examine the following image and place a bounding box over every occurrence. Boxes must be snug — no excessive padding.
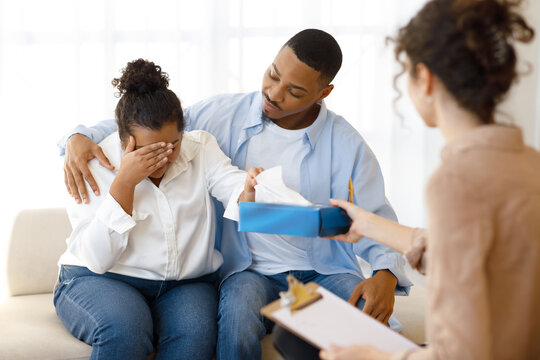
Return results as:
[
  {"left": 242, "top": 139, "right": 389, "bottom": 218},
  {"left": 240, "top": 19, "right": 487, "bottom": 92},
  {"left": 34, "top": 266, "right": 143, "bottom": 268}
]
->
[
  {"left": 58, "top": 91, "right": 412, "bottom": 294},
  {"left": 244, "top": 118, "right": 314, "bottom": 275}
]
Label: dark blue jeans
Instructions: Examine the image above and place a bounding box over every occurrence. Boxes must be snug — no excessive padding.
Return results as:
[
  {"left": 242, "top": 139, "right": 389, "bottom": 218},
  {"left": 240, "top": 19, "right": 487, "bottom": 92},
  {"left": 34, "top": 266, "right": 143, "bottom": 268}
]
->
[
  {"left": 54, "top": 265, "right": 218, "bottom": 360},
  {"left": 216, "top": 269, "right": 389, "bottom": 360}
]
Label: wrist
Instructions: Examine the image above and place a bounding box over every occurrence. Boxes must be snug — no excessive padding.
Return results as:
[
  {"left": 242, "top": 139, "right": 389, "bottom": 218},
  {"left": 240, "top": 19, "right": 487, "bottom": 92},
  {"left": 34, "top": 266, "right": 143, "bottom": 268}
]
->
[
  {"left": 66, "top": 133, "right": 89, "bottom": 147},
  {"left": 238, "top": 190, "right": 255, "bottom": 203},
  {"left": 374, "top": 269, "right": 398, "bottom": 286}
]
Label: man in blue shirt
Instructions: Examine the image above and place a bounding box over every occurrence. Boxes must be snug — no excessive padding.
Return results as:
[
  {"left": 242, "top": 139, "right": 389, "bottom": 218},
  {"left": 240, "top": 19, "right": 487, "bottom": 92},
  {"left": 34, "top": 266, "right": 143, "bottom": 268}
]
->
[{"left": 60, "top": 29, "right": 411, "bottom": 360}]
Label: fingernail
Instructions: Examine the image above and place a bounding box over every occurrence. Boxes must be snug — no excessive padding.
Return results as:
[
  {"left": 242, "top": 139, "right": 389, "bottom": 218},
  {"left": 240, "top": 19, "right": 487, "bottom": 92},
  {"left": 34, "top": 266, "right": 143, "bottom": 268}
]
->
[
  {"left": 76, "top": 199, "right": 81, "bottom": 204},
  {"left": 94, "top": 190, "right": 99, "bottom": 195}
]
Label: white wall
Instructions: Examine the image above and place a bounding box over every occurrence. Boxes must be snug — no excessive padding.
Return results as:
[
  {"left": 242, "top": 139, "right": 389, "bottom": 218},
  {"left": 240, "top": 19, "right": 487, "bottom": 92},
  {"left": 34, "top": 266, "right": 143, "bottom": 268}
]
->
[
  {"left": 0, "top": 0, "right": 427, "bottom": 300},
  {"left": 499, "top": 0, "right": 540, "bottom": 148},
  {"left": 0, "top": 0, "right": 538, "bottom": 299}
]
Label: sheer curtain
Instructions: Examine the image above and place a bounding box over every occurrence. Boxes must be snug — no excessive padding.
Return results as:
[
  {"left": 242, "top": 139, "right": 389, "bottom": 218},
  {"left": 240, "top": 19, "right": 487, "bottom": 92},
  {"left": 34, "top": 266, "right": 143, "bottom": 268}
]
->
[{"left": 1, "top": 0, "right": 538, "bottom": 297}]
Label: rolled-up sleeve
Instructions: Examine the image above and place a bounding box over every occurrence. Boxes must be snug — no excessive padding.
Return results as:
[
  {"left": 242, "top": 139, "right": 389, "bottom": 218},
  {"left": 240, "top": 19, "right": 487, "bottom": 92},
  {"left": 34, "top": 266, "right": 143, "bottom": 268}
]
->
[{"left": 354, "top": 237, "right": 412, "bottom": 295}]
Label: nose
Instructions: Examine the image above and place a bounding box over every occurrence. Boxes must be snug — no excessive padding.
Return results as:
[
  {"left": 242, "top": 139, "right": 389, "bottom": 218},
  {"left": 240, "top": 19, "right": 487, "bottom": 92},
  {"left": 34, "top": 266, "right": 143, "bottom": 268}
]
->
[{"left": 267, "top": 84, "right": 284, "bottom": 103}]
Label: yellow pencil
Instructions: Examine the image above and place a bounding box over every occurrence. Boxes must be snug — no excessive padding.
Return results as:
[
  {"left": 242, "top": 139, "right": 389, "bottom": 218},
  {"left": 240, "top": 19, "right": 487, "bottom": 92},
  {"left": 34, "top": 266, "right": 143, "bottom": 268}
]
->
[{"left": 348, "top": 178, "right": 354, "bottom": 203}]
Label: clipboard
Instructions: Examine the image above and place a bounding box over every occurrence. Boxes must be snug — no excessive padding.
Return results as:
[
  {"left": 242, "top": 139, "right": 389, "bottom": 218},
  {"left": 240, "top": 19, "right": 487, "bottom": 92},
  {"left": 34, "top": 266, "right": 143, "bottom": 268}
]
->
[{"left": 261, "top": 281, "right": 419, "bottom": 353}]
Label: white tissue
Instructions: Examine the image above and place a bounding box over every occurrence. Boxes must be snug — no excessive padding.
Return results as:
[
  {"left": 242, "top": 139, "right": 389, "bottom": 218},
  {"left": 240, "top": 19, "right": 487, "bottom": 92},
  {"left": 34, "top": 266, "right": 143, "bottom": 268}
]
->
[
  {"left": 223, "top": 166, "right": 312, "bottom": 222},
  {"left": 254, "top": 166, "right": 312, "bottom": 206}
]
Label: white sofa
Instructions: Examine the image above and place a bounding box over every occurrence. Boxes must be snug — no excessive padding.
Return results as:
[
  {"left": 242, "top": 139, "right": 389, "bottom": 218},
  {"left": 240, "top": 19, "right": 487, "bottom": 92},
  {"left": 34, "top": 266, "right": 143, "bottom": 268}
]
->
[{"left": 0, "top": 208, "right": 426, "bottom": 359}]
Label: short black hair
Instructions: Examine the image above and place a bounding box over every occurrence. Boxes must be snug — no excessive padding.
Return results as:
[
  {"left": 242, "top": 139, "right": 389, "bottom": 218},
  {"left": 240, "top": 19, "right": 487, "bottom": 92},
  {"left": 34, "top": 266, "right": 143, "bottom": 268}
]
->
[{"left": 283, "top": 29, "right": 342, "bottom": 85}]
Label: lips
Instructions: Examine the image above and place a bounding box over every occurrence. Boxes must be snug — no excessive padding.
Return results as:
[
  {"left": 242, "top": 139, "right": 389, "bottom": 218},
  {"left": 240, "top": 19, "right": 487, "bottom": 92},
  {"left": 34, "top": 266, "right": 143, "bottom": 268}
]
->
[{"left": 263, "top": 98, "right": 279, "bottom": 113}]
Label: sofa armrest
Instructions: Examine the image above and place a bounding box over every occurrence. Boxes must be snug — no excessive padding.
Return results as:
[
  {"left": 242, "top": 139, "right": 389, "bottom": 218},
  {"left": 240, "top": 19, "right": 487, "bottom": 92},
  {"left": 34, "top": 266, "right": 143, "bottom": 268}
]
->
[{"left": 7, "top": 208, "right": 71, "bottom": 296}]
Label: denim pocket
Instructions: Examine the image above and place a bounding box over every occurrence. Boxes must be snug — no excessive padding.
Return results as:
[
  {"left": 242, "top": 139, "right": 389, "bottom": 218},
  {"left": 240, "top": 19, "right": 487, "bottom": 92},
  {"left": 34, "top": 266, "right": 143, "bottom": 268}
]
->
[
  {"left": 59, "top": 265, "right": 91, "bottom": 285},
  {"left": 54, "top": 265, "right": 84, "bottom": 306}
]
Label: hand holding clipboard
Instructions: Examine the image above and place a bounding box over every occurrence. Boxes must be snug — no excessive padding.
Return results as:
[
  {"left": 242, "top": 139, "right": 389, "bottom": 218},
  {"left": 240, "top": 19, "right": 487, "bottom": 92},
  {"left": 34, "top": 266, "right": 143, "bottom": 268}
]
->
[{"left": 261, "top": 276, "right": 418, "bottom": 353}]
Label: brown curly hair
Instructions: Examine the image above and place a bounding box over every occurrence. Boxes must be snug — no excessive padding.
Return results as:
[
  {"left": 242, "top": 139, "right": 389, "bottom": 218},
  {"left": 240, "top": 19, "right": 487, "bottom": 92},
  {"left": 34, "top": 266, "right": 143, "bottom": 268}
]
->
[
  {"left": 112, "top": 59, "right": 184, "bottom": 143},
  {"left": 393, "top": 0, "right": 534, "bottom": 123}
]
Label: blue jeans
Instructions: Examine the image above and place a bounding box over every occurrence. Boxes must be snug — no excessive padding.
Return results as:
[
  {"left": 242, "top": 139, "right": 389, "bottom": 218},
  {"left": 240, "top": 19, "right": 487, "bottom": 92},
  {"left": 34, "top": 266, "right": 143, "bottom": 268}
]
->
[
  {"left": 54, "top": 265, "right": 218, "bottom": 360},
  {"left": 216, "top": 269, "right": 400, "bottom": 360}
]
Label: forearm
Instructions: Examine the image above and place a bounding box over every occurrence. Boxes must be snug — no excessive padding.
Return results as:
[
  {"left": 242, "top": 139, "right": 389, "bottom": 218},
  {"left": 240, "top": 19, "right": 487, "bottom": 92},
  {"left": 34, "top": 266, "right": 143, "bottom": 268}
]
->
[
  {"left": 109, "top": 175, "right": 136, "bottom": 215},
  {"left": 363, "top": 212, "right": 414, "bottom": 254}
]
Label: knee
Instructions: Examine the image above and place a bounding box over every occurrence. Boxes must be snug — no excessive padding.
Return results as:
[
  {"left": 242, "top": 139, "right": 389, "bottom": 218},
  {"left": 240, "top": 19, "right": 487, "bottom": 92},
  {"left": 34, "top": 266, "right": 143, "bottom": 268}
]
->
[
  {"left": 157, "top": 310, "right": 217, "bottom": 360},
  {"left": 184, "top": 311, "right": 217, "bottom": 342},
  {"left": 218, "top": 274, "right": 272, "bottom": 338},
  {"left": 95, "top": 309, "right": 153, "bottom": 349}
]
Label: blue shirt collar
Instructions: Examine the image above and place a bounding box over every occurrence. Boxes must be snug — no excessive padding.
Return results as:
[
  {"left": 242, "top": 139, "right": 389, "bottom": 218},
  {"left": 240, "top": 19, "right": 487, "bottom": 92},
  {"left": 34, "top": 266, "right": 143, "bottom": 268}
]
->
[
  {"left": 244, "top": 92, "right": 265, "bottom": 130},
  {"left": 304, "top": 101, "right": 327, "bottom": 150}
]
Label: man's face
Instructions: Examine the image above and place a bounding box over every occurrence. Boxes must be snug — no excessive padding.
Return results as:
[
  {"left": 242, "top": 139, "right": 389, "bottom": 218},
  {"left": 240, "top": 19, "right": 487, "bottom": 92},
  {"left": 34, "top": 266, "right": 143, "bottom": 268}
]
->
[{"left": 261, "top": 46, "right": 330, "bottom": 121}]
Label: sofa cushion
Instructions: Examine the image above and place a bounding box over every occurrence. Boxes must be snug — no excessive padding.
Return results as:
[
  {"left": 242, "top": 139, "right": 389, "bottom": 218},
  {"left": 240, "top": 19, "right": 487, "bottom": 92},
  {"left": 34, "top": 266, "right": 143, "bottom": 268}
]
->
[
  {"left": 0, "top": 293, "right": 284, "bottom": 360},
  {"left": 0, "top": 293, "right": 91, "bottom": 360},
  {"left": 394, "top": 285, "right": 426, "bottom": 345}
]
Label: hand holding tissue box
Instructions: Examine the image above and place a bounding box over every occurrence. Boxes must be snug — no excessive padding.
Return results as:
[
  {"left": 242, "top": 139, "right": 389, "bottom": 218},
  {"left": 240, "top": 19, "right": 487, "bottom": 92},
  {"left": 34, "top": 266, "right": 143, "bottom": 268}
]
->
[{"left": 231, "top": 167, "right": 351, "bottom": 237}]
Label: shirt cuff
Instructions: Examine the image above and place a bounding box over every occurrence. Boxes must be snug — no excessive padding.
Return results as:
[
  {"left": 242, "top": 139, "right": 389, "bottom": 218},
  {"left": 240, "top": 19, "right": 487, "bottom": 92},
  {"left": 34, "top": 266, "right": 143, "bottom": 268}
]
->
[
  {"left": 223, "top": 182, "right": 245, "bottom": 221},
  {"left": 96, "top": 192, "right": 136, "bottom": 234},
  {"left": 56, "top": 125, "right": 93, "bottom": 156}
]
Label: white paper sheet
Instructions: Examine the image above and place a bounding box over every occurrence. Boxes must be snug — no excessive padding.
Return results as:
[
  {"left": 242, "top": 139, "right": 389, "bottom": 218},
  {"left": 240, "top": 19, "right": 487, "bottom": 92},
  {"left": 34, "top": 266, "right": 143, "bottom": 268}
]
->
[{"left": 272, "top": 287, "right": 419, "bottom": 352}]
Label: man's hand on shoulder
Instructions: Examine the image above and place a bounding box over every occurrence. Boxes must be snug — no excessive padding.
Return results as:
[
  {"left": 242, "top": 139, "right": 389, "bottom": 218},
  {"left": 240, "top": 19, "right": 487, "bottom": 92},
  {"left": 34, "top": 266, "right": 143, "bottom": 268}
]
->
[
  {"left": 64, "top": 134, "right": 114, "bottom": 204},
  {"left": 347, "top": 270, "right": 397, "bottom": 325}
]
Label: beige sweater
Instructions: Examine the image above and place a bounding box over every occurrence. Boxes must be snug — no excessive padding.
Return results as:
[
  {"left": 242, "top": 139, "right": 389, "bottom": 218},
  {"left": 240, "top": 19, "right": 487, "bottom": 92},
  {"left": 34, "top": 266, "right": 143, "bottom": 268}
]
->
[{"left": 394, "top": 125, "right": 540, "bottom": 360}]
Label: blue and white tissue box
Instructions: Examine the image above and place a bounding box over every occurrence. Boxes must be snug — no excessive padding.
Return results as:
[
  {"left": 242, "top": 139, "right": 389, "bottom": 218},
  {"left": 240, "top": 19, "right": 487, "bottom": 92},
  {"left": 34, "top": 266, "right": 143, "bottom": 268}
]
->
[{"left": 238, "top": 202, "right": 351, "bottom": 237}]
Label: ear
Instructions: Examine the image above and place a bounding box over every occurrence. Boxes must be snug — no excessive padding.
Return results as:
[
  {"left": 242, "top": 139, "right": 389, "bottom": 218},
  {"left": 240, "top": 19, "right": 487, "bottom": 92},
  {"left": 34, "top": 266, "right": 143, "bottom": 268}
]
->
[
  {"left": 317, "top": 84, "right": 334, "bottom": 103},
  {"left": 120, "top": 135, "right": 135, "bottom": 151},
  {"left": 120, "top": 137, "right": 127, "bottom": 150},
  {"left": 415, "top": 63, "right": 433, "bottom": 97}
]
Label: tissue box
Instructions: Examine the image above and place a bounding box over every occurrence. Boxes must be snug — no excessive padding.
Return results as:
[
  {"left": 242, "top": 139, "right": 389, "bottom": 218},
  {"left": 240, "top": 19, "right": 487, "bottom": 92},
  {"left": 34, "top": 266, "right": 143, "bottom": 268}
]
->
[{"left": 238, "top": 202, "right": 351, "bottom": 237}]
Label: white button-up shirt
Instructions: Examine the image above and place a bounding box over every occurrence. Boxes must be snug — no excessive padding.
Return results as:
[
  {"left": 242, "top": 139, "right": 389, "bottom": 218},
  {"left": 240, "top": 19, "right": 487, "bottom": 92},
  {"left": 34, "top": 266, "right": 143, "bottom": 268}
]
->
[{"left": 59, "top": 130, "right": 246, "bottom": 281}]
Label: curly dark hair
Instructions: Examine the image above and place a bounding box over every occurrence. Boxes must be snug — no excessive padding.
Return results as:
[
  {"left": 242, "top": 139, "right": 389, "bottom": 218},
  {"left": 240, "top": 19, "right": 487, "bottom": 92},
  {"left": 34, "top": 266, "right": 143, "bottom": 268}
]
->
[
  {"left": 392, "top": 0, "right": 534, "bottom": 123},
  {"left": 112, "top": 59, "right": 184, "bottom": 143}
]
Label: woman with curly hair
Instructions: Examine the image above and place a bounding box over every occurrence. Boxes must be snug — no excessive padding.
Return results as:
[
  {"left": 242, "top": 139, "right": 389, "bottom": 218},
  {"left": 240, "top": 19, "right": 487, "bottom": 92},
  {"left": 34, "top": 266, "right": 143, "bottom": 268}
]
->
[
  {"left": 53, "top": 59, "right": 261, "bottom": 360},
  {"left": 274, "top": 1, "right": 540, "bottom": 359}
]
